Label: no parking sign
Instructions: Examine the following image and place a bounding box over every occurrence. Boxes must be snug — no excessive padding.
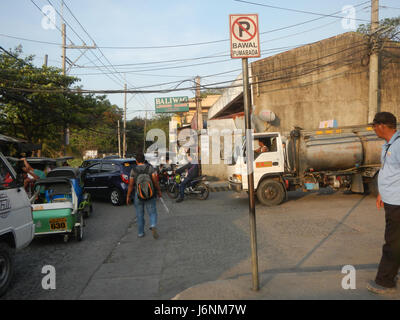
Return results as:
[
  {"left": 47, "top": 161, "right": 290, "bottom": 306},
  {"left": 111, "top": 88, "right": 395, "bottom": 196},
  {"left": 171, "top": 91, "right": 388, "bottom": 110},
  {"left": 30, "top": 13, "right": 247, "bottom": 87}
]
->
[{"left": 229, "top": 14, "right": 260, "bottom": 59}]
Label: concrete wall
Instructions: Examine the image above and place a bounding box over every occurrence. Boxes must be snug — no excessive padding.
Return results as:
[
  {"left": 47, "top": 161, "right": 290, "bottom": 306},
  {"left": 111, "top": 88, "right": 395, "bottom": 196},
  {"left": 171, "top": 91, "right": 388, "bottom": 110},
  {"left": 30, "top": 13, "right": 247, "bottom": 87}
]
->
[{"left": 251, "top": 32, "right": 400, "bottom": 132}]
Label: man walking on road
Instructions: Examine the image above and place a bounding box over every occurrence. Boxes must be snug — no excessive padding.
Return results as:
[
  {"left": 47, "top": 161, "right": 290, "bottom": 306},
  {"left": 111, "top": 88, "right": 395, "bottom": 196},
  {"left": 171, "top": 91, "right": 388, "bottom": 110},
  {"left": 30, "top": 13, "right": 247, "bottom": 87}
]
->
[
  {"left": 126, "top": 152, "right": 162, "bottom": 239},
  {"left": 367, "top": 112, "right": 400, "bottom": 294}
]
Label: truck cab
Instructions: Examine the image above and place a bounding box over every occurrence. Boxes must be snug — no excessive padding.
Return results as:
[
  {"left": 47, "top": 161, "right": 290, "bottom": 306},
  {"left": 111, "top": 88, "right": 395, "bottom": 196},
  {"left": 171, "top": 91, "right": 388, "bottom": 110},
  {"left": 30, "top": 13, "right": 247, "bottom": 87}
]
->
[
  {"left": 0, "top": 153, "right": 35, "bottom": 296},
  {"left": 228, "top": 132, "right": 287, "bottom": 206}
]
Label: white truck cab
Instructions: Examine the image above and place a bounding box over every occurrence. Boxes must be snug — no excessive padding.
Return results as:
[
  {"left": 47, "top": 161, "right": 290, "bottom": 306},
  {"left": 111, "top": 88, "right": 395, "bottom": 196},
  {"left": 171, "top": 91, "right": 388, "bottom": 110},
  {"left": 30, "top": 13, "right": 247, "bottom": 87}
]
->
[
  {"left": 228, "top": 132, "right": 287, "bottom": 205},
  {"left": 0, "top": 153, "right": 35, "bottom": 296}
]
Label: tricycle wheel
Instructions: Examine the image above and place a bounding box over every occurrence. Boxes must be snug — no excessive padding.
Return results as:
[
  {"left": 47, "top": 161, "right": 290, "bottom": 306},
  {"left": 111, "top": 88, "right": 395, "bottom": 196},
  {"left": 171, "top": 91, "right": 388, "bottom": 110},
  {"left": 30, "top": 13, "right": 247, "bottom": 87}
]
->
[
  {"left": 0, "top": 243, "right": 15, "bottom": 297},
  {"left": 74, "top": 214, "right": 84, "bottom": 242},
  {"left": 83, "top": 203, "right": 93, "bottom": 219}
]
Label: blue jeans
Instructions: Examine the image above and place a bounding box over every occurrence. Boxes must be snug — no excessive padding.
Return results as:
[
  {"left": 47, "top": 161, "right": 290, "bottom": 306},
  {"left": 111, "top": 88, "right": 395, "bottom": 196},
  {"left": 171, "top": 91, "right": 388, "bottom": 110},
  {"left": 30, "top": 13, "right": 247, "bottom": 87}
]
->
[
  {"left": 133, "top": 193, "right": 158, "bottom": 236},
  {"left": 179, "top": 178, "right": 192, "bottom": 199}
]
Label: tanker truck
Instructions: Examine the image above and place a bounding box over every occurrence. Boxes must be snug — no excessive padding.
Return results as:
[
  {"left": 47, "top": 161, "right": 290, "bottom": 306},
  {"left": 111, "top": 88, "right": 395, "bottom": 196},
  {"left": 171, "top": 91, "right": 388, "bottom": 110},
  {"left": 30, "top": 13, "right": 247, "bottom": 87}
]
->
[{"left": 228, "top": 124, "right": 385, "bottom": 206}]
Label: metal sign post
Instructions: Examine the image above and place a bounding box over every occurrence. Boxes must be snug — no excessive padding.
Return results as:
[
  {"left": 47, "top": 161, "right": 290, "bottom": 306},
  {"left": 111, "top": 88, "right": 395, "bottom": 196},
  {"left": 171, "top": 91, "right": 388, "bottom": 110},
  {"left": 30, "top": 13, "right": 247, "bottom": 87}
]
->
[
  {"left": 242, "top": 57, "right": 259, "bottom": 291},
  {"left": 230, "top": 14, "right": 260, "bottom": 291}
]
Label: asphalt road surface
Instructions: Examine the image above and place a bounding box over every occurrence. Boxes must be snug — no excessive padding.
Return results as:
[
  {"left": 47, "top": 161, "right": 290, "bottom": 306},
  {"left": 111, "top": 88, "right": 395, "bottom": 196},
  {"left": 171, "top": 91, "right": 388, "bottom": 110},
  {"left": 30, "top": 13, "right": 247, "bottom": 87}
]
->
[{"left": 1, "top": 188, "right": 388, "bottom": 300}]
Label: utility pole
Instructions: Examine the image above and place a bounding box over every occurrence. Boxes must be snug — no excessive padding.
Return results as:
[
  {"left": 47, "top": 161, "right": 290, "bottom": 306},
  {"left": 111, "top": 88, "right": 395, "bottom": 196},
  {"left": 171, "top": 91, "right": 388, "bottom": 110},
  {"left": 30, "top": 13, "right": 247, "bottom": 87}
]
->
[
  {"left": 143, "top": 111, "right": 147, "bottom": 153},
  {"left": 59, "top": 0, "right": 96, "bottom": 153},
  {"left": 43, "top": 54, "right": 48, "bottom": 67},
  {"left": 118, "top": 120, "right": 121, "bottom": 157},
  {"left": 195, "top": 76, "right": 202, "bottom": 131},
  {"left": 123, "top": 83, "right": 127, "bottom": 158},
  {"left": 368, "top": 0, "right": 380, "bottom": 123},
  {"left": 195, "top": 76, "right": 202, "bottom": 173}
]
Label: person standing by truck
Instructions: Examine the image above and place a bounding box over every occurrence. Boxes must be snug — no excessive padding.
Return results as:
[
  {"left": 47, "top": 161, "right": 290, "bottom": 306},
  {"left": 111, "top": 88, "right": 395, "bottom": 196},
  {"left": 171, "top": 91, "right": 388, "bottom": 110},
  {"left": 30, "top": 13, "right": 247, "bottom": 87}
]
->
[{"left": 367, "top": 112, "right": 400, "bottom": 294}]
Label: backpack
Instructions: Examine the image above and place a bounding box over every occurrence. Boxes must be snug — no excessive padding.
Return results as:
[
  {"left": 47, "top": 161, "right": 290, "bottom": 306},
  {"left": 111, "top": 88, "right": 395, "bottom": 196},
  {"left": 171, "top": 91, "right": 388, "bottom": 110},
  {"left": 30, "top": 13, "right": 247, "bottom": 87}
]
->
[{"left": 134, "top": 165, "right": 155, "bottom": 201}]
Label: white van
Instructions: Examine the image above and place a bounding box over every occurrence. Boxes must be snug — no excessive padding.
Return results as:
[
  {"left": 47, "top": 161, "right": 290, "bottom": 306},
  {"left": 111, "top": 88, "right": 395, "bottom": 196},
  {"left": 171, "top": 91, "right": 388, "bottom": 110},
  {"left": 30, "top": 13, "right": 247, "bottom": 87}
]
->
[{"left": 0, "top": 153, "right": 35, "bottom": 296}]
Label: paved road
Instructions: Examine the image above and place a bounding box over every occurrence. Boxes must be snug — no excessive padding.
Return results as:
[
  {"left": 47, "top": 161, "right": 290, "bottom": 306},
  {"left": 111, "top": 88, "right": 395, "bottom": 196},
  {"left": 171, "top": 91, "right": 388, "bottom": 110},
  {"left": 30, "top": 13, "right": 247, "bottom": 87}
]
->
[
  {"left": 1, "top": 198, "right": 135, "bottom": 300},
  {"left": 1, "top": 188, "right": 396, "bottom": 300}
]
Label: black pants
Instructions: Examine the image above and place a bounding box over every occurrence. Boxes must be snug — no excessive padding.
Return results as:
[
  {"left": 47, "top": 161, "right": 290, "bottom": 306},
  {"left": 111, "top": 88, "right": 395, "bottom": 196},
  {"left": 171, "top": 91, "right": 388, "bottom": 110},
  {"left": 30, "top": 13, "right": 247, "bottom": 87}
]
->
[{"left": 375, "top": 203, "right": 400, "bottom": 288}]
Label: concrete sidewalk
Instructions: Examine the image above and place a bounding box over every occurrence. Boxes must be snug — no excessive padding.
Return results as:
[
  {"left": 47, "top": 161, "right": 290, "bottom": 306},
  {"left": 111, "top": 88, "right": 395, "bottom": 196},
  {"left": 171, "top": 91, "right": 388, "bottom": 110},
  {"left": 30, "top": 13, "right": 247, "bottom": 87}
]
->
[{"left": 172, "top": 269, "right": 399, "bottom": 300}]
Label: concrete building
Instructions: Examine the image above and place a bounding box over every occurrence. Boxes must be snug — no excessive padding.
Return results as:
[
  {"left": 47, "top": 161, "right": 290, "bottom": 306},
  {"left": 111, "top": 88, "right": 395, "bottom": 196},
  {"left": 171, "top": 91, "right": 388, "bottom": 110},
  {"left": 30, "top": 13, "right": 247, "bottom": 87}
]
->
[{"left": 203, "top": 32, "right": 400, "bottom": 180}]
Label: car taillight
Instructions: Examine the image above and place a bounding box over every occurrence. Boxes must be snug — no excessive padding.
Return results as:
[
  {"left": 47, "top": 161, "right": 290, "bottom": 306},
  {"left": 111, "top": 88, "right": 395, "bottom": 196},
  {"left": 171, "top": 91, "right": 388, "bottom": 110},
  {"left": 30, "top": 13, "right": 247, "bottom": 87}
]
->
[{"left": 121, "top": 174, "right": 129, "bottom": 184}]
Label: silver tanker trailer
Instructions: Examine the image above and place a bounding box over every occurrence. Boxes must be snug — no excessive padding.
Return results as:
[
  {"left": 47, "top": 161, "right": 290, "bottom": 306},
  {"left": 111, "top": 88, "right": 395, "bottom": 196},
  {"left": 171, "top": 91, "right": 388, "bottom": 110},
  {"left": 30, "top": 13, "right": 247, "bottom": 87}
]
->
[{"left": 228, "top": 124, "right": 386, "bottom": 206}]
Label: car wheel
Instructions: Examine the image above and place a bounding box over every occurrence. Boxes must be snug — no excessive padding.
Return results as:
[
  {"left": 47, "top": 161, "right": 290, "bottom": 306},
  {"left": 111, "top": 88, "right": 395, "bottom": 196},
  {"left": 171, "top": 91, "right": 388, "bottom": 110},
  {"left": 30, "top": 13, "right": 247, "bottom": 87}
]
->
[
  {"left": 110, "top": 188, "right": 123, "bottom": 206},
  {"left": 0, "top": 242, "right": 15, "bottom": 297}
]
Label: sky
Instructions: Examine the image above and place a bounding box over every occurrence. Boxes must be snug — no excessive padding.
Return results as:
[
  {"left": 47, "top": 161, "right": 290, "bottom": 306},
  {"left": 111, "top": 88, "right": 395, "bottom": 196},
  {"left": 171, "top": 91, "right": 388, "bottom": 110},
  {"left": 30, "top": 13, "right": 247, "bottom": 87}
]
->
[{"left": 1, "top": 0, "right": 399, "bottom": 120}]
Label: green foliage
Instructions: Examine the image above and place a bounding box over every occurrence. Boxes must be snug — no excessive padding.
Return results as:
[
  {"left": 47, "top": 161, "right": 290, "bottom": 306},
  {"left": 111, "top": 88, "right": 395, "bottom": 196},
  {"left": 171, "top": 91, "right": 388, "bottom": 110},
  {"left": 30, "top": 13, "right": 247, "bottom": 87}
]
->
[
  {"left": 0, "top": 46, "right": 122, "bottom": 157},
  {"left": 126, "top": 114, "right": 171, "bottom": 154},
  {"left": 357, "top": 16, "right": 400, "bottom": 41},
  {"left": 200, "top": 88, "right": 224, "bottom": 98}
]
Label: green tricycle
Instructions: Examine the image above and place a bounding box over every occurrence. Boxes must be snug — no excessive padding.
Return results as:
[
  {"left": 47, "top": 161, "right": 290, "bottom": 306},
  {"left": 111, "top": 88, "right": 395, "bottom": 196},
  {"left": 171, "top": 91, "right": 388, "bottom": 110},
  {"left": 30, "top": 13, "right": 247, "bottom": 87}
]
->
[{"left": 30, "top": 167, "right": 92, "bottom": 242}]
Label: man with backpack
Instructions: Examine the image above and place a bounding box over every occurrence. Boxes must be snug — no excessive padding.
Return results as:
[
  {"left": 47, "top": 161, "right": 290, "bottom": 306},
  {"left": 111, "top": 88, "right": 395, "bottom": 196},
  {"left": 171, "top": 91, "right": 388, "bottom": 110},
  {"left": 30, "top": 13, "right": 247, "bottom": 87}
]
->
[{"left": 126, "top": 153, "right": 162, "bottom": 239}]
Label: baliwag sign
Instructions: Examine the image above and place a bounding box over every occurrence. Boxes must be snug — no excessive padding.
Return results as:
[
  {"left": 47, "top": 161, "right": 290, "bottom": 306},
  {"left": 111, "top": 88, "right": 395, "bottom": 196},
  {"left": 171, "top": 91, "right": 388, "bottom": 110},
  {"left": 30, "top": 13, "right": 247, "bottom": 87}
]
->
[
  {"left": 229, "top": 14, "right": 260, "bottom": 59},
  {"left": 155, "top": 96, "right": 189, "bottom": 113}
]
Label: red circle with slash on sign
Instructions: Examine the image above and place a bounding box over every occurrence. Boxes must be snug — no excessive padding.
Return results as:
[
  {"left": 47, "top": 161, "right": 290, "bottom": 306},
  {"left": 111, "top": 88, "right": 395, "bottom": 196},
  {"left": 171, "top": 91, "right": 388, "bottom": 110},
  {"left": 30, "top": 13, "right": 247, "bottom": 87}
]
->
[{"left": 231, "top": 16, "right": 258, "bottom": 42}]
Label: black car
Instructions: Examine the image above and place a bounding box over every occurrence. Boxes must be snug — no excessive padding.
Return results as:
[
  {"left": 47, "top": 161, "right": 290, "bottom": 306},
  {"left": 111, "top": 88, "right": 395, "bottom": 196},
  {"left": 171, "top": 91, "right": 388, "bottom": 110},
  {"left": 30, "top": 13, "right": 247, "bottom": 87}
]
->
[
  {"left": 79, "top": 158, "right": 102, "bottom": 170},
  {"left": 82, "top": 158, "right": 136, "bottom": 206}
]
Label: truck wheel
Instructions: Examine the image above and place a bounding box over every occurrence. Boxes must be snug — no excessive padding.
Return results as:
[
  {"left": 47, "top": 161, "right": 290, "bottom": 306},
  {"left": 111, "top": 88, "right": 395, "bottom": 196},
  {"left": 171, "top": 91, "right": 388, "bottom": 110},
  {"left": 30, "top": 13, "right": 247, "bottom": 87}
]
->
[
  {"left": 0, "top": 242, "right": 15, "bottom": 297},
  {"left": 368, "top": 176, "right": 379, "bottom": 197},
  {"left": 257, "top": 179, "right": 285, "bottom": 206}
]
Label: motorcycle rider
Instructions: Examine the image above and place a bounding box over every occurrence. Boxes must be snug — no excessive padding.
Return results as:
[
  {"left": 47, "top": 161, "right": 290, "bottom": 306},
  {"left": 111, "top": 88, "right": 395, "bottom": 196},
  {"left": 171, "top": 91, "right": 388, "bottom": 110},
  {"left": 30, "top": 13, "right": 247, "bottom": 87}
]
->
[{"left": 176, "top": 154, "right": 199, "bottom": 203}]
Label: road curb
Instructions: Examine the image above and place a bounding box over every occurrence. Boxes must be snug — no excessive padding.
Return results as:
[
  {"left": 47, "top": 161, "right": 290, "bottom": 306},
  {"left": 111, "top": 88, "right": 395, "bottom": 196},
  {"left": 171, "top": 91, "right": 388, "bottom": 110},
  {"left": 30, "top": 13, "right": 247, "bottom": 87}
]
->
[{"left": 208, "top": 183, "right": 230, "bottom": 192}]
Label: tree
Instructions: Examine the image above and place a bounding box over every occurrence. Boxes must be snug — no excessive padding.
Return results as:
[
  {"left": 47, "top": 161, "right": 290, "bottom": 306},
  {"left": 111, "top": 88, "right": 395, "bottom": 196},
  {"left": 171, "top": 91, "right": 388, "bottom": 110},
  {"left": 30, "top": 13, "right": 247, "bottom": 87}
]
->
[
  {"left": 125, "top": 114, "right": 171, "bottom": 155},
  {"left": 357, "top": 16, "right": 400, "bottom": 41},
  {"left": 0, "top": 46, "right": 120, "bottom": 156}
]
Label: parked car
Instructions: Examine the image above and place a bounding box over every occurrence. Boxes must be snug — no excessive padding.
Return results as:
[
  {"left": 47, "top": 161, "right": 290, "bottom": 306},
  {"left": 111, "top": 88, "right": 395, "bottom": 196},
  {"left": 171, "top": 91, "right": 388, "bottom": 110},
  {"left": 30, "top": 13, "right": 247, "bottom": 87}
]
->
[
  {"left": 0, "top": 153, "right": 35, "bottom": 296},
  {"left": 82, "top": 158, "right": 136, "bottom": 206},
  {"left": 79, "top": 158, "right": 102, "bottom": 170}
]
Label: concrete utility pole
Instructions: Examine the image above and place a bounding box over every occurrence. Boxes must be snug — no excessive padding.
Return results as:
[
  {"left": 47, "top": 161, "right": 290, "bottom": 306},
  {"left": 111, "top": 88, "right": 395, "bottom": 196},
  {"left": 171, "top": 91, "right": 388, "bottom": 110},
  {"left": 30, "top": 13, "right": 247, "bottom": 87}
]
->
[
  {"left": 60, "top": 1, "right": 96, "bottom": 151},
  {"left": 143, "top": 111, "right": 147, "bottom": 153},
  {"left": 195, "top": 76, "right": 202, "bottom": 173},
  {"left": 43, "top": 54, "right": 48, "bottom": 68},
  {"left": 368, "top": 0, "right": 380, "bottom": 123},
  {"left": 118, "top": 120, "right": 121, "bottom": 157},
  {"left": 195, "top": 76, "right": 202, "bottom": 131},
  {"left": 123, "top": 83, "right": 127, "bottom": 158},
  {"left": 61, "top": 23, "right": 66, "bottom": 75}
]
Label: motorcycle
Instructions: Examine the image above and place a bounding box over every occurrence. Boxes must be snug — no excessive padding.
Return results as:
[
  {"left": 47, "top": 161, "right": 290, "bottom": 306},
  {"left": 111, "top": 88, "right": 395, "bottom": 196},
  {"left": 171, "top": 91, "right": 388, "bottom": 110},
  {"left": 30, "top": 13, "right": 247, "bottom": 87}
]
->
[
  {"left": 158, "top": 164, "right": 175, "bottom": 191},
  {"left": 166, "top": 172, "right": 210, "bottom": 200}
]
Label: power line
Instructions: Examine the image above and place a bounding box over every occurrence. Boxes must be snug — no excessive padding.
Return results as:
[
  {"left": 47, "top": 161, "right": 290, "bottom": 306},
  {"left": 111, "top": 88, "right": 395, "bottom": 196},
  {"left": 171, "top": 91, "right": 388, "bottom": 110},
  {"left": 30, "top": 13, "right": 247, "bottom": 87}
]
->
[
  {"left": 1, "top": 38, "right": 368, "bottom": 94},
  {"left": 1, "top": 41, "right": 368, "bottom": 95},
  {"left": 233, "top": 0, "right": 370, "bottom": 22},
  {"left": 29, "top": 0, "right": 125, "bottom": 88},
  {"left": 4, "top": 1, "right": 371, "bottom": 51},
  {"left": 69, "top": 39, "right": 366, "bottom": 78},
  {"left": 46, "top": 0, "right": 127, "bottom": 88}
]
